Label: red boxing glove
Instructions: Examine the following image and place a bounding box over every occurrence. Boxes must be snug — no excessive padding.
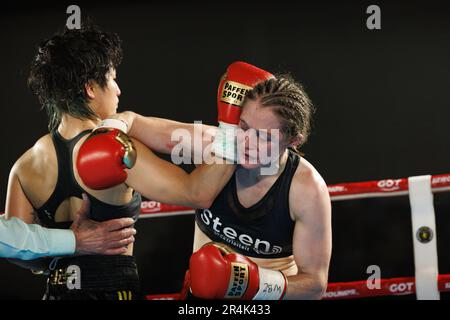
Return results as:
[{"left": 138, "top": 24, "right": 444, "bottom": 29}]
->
[
  {"left": 213, "top": 62, "right": 274, "bottom": 162},
  {"left": 179, "top": 270, "right": 192, "bottom": 300},
  {"left": 76, "top": 128, "right": 137, "bottom": 190},
  {"left": 188, "top": 242, "right": 287, "bottom": 300},
  {"left": 217, "top": 61, "right": 274, "bottom": 124}
]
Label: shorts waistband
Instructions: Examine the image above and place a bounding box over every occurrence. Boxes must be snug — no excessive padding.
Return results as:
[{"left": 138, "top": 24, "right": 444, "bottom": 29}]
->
[{"left": 46, "top": 255, "right": 140, "bottom": 292}]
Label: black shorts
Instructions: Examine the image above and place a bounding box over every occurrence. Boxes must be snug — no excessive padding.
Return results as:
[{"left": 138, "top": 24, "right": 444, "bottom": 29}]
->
[{"left": 42, "top": 255, "right": 143, "bottom": 300}]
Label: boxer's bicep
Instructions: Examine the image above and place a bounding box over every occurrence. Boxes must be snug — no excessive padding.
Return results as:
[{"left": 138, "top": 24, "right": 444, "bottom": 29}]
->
[
  {"left": 126, "top": 139, "right": 195, "bottom": 206},
  {"left": 292, "top": 181, "right": 332, "bottom": 284},
  {"left": 5, "top": 164, "right": 35, "bottom": 224}
]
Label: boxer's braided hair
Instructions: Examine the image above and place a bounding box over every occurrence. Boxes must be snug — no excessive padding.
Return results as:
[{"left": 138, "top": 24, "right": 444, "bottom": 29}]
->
[
  {"left": 28, "top": 21, "right": 123, "bottom": 131},
  {"left": 245, "top": 75, "right": 315, "bottom": 155}
]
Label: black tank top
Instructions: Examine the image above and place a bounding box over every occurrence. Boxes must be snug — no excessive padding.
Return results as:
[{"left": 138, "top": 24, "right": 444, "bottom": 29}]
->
[
  {"left": 36, "top": 130, "right": 141, "bottom": 229},
  {"left": 195, "top": 151, "right": 300, "bottom": 259}
]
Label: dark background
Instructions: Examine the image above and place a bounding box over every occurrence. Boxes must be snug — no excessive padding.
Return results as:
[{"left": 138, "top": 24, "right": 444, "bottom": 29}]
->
[{"left": 0, "top": 0, "right": 449, "bottom": 299}]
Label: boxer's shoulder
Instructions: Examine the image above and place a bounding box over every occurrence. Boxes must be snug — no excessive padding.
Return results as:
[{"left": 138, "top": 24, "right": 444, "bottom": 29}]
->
[
  {"left": 12, "top": 134, "right": 57, "bottom": 192},
  {"left": 23, "top": 134, "right": 57, "bottom": 169},
  {"left": 289, "top": 157, "right": 329, "bottom": 221}
]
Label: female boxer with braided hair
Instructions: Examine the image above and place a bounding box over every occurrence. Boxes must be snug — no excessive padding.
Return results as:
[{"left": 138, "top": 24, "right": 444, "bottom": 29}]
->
[
  {"left": 5, "top": 23, "right": 234, "bottom": 300},
  {"left": 118, "top": 62, "right": 332, "bottom": 300}
]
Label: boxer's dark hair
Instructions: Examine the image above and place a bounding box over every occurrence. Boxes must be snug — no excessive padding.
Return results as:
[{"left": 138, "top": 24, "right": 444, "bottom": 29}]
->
[
  {"left": 28, "top": 21, "right": 123, "bottom": 131},
  {"left": 245, "top": 75, "right": 315, "bottom": 154}
]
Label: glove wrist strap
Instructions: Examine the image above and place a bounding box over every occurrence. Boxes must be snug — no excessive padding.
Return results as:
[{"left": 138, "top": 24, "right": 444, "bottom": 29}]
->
[
  {"left": 253, "top": 268, "right": 287, "bottom": 300},
  {"left": 95, "top": 118, "right": 128, "bottom": 133}
]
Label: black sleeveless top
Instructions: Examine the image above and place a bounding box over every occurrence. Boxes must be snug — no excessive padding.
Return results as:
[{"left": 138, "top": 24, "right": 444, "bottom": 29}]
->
[
  {"left": 195, "top": 151, "right": 300, "bottom": 259},
  {"left": 36, "top": 130, "right": 141, "bottom": 229}
]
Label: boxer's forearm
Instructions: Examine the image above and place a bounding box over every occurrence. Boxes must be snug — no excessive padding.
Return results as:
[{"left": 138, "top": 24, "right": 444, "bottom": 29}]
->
[
  {"left": 127, "top": 112, "right": 190, "bottom": 154},
  {"left": 127, "top": 112, "right": 216, "bottom": 158},
  {"left": 188, "top": 163, "right": 235, "bottom": 208},
  {"left": 284, "top": 273, "right": 328, "bottom": 300}
]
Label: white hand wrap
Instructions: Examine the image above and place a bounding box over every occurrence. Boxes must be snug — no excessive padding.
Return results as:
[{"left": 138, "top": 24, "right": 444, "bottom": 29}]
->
[
  {"left": 253, "top": 267, "right": 287, "bottom": 300},
  {"left": 212, "top": 122, "right": 238, "bottom": 163}
]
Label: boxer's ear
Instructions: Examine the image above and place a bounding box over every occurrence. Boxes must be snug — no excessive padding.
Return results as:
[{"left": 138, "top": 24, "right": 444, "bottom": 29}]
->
[
  {"left": 85, "top": 81, "right": 96, "bottom": 99},
  {"left": 288, "top": 133, "right": 304, "bottom": 148}
]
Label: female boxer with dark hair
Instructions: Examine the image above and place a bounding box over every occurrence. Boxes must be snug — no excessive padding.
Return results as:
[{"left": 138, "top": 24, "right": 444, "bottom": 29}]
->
[
  {"left": 5, "top": 23, "right": 234, "bottom": 300},
  {"left": 115, "top": 62, "right": 332, "bottom": 300}
]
